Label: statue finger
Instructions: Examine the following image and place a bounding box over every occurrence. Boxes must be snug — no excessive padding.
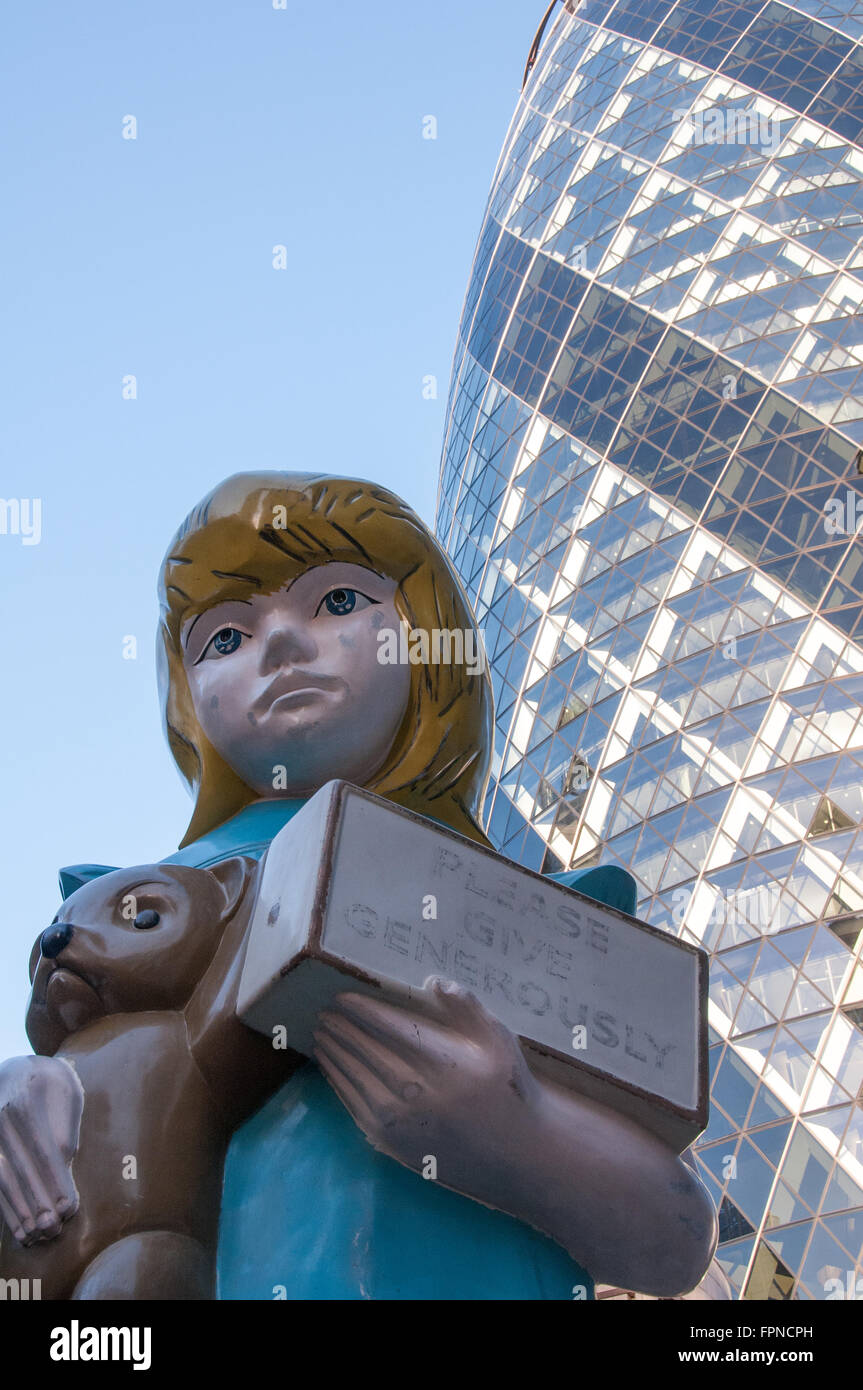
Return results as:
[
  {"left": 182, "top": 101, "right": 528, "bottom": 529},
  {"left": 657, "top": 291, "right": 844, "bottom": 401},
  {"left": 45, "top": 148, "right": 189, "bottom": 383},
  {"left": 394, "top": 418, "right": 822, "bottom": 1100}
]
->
[
  {"left": 314, "top": 1034, "right": 406, "bottom": 1134},
  {"left": 328, "top": 991, "right": 450, "bottom": 1055},
  {"left": 0, "top": 1109, "right": 61, "bottom": 1229},
  {"left": 0, "top": 1151, "right": 37, "bottom": 1244},
  {"left": 316, "top": 1011, "right": 428, "bottom": 1091},
  {"left": 1, "top": 1093, "right": 79, "bottom": 1212},
  {"left": 421, "top": 976, "right": 519, "bottom": 1053},
  {"left": 313, "top": 1047, "right": 379, "bottom": 1138}
]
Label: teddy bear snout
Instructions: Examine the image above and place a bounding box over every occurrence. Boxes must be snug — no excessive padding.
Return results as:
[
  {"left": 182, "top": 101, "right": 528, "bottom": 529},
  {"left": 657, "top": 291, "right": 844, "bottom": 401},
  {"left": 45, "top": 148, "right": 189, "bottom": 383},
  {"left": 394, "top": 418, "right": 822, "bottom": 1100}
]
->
[{"left": 41, "top": 922, "right": 74, "bottom": 959}]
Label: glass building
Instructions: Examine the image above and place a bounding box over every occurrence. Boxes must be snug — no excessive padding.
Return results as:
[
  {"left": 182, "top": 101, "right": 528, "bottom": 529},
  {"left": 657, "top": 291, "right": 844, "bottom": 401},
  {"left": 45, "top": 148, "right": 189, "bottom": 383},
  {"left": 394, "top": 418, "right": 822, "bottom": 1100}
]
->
[{"left": 436, "top": 0, "right": 863, "bottom": 1298}]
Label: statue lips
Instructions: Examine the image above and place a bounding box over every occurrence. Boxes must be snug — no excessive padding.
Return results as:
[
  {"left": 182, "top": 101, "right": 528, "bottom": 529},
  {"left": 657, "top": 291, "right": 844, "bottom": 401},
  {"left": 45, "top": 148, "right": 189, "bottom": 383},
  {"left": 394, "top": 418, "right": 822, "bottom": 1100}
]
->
[
  {"left": 269, "top": 689, "right": 325, "bottom": 714},
  {"left": 254, "top": 672, "right": 344, "bottom": 718},
  {"left": 43, "top": 963, "right": 105, "bottom": 1035}
]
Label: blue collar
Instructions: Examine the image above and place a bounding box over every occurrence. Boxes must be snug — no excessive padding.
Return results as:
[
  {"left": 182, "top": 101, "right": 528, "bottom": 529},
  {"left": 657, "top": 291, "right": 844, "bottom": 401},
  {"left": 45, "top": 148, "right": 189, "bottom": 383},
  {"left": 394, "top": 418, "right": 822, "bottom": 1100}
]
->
[{"left": 160, "top": 799, "right": 308, "bottom": 868}]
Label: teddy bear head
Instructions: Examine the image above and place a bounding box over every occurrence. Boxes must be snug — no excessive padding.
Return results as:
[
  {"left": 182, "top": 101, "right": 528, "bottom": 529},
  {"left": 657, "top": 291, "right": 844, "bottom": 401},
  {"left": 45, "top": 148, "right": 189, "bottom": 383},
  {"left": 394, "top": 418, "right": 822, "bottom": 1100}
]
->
[{"left": 26, "top": 858, "right": 256, "bottom": 1054}]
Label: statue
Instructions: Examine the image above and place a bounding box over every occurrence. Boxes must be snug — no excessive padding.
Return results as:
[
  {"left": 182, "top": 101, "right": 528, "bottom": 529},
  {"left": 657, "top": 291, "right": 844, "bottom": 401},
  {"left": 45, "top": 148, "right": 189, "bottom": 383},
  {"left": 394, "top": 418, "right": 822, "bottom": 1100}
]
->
[{"left": 0, "top": 472, "right": 719, "bottom": 1300}]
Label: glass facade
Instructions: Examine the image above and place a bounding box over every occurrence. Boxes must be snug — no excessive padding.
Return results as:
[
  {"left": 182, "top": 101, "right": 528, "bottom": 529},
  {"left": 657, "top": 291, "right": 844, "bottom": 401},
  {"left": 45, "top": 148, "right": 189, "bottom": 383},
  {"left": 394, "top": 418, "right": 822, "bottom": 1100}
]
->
[{"left": 437, "top": 0, "right": 863, "bottom": 1298}]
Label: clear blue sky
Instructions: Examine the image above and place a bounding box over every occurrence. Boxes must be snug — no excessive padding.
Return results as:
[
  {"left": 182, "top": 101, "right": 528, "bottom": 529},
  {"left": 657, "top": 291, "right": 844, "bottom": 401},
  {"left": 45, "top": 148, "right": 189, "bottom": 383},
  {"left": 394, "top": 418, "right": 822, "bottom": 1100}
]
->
[{"left": 0, "top": 1, "right": 540, "bottom": 1056}]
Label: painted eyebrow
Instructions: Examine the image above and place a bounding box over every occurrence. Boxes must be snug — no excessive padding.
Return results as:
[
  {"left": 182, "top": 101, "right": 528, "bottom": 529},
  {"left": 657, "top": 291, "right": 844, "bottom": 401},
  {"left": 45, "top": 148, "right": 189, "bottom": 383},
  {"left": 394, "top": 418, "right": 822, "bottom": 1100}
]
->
[{"left": 305, "top": 567, "right": 389, "bottom": 589}]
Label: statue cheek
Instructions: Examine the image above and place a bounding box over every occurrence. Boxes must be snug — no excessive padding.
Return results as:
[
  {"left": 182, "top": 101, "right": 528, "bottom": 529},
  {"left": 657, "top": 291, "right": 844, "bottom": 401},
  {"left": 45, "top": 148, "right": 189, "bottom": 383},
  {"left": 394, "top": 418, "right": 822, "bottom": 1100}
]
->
[{"left": 193, "top": 670, "right": 242, "bottom": 733}]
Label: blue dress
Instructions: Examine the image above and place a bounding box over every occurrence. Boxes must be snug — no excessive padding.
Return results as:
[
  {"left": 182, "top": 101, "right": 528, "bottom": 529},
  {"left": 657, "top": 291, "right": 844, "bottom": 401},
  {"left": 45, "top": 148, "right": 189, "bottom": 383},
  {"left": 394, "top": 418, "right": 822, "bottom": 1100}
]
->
[{"left": 63, "top": 799, "right": 638, "bottom": 1301}]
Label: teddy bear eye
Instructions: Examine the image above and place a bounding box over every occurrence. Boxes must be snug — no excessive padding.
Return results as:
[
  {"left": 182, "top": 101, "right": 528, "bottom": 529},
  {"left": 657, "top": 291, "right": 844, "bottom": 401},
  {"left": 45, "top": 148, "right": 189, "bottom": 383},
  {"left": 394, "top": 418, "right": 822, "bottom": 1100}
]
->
[{"left": 133, "top": 909, "right": 160, "bottom": 929}]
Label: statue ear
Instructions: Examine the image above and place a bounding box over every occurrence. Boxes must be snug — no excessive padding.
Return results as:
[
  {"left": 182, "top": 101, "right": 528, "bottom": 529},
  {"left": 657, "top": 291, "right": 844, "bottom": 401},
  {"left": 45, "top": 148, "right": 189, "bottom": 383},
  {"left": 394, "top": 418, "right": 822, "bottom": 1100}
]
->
[
  {"left": 207, "top": 855, "right": 258, "bottom": 920},
  {"left": 58, "top": 864, "right": 117, "bottom": 901}
]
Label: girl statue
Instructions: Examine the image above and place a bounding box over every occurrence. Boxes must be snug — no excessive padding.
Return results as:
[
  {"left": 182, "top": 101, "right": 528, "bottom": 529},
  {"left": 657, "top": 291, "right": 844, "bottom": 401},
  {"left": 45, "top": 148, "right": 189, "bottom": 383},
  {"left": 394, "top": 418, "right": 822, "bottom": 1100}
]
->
[{"left": 0, "top": 471, "right": 717, "bottom": 1299}]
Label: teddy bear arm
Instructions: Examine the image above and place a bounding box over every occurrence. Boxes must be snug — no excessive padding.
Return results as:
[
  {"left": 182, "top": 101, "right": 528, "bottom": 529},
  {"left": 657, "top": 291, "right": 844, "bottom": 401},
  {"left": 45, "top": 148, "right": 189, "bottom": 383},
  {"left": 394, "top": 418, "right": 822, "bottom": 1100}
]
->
[{"left": 184, "top": 913, "right": 302, "bottom": 1131}]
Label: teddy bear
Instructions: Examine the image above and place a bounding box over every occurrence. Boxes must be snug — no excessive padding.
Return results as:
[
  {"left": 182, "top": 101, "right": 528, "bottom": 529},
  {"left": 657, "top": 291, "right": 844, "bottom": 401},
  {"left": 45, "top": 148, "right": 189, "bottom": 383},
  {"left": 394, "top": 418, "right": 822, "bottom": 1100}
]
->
[{"left": 0, "top": 856, "right": 302, "bottom": 1299}]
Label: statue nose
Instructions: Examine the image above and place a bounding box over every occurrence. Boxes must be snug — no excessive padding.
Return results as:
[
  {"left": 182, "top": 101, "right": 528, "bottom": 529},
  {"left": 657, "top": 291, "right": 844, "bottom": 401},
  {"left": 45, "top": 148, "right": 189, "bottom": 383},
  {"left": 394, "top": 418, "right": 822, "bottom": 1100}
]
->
[{"left": 41, "top": 923, "right": 73, "bottom": 959}]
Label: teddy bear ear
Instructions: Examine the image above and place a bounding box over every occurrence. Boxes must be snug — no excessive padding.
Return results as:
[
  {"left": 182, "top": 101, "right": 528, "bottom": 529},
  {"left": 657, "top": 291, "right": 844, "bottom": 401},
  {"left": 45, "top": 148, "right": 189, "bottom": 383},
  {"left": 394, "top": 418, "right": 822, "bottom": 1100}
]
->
[{"left": 207, "top": 855, "right": 258, "bottom": 919}]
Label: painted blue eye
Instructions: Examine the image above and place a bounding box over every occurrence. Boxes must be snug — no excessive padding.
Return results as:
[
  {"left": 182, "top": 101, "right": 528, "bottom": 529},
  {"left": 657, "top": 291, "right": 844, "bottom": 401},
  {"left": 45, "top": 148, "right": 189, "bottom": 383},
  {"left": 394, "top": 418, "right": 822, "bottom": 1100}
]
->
[
  {"left": 323, "top": 589, "right": 357, "bottom": 616},
  {"left": 212, "top": 627, "right": 243, "bottom": 655}
]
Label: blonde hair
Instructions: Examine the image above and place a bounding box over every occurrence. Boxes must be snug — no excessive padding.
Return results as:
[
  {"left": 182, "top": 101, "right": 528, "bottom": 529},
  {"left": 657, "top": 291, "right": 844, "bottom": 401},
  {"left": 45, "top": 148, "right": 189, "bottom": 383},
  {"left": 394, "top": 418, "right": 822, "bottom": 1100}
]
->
[{"left": 157, "top": 472, "right": 494, "bottom": 848}]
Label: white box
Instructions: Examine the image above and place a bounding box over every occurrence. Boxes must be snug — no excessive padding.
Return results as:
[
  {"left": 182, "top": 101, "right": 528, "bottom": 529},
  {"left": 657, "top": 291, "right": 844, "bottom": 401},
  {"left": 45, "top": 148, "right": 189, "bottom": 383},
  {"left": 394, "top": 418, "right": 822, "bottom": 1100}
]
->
[{"left": 237, "top": 781, "right": 708, "bottom": 1150}]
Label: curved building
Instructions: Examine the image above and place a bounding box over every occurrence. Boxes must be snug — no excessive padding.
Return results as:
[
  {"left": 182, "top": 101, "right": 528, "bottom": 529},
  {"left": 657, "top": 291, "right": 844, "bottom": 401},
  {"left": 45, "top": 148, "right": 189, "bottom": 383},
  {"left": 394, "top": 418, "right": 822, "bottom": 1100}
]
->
[{"left": 437, "top": 0, "right": 863, "bottom": 1298}]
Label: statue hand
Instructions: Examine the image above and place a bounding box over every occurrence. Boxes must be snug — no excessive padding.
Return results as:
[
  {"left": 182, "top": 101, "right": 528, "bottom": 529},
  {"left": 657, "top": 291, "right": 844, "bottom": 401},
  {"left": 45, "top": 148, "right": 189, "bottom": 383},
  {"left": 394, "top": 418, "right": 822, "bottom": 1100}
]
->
[
  {"left": 0, "top": 1055, "right": 83, "bottom": 1246},
  {"left": 313, "top": 977, "right": 540, "bottom": 1203},
  {"left": 313, "top": 980, "right": 719, "bottom": 1292}
]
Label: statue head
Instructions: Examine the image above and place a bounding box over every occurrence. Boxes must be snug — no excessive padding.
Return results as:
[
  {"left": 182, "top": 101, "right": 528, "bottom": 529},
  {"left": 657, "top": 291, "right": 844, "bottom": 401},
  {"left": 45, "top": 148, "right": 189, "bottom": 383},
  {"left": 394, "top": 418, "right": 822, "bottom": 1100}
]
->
[{"left": 157, "top": 472, "right": 493, "bottom": 848}]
